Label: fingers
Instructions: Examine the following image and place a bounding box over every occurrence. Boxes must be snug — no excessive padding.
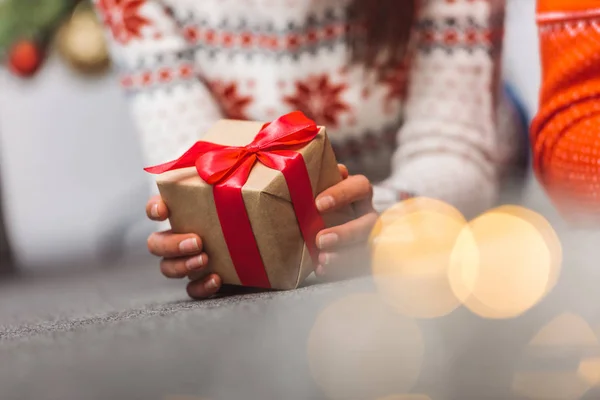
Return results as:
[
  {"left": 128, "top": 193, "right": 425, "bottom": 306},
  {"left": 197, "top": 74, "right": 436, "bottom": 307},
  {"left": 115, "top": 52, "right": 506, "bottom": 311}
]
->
[
  {"left": 147, "top": 231, "right": 203, "bottom": 258},
  {"left": 187, "top": 274, "right": 222, "bottom": 299},
  {"left": 354, "top": 196, "right": 376, "bottom": 217},
  {"left": 316, "top": 211, "right": 379, "bottom": 251},
  {"left": 146, "top": 195, "right": 169, "bottom": 221},
  {"left": 145, "top": 198, "right": 219, "bottom": 298},
  {"left": 338, "top": 164, "right": 349, "bottom": 180},
  {"left": 316, "top": 174, "right": 373, "bottom": 214},
  {"left": 315, "top": 253, "right": 339, "bottom": 276},
  {"left": 160, "top": 253, "right": 209, "bottom": 279}
]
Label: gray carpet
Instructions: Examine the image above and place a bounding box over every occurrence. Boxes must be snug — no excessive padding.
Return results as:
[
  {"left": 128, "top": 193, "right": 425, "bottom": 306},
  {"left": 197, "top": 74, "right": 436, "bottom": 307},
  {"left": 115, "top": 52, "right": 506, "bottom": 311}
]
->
[
  {"left": 0, "top": 257, "right": 340, "bottom": 342},
  {"left": 2, "top": 180, "right": 600, "bottom": 400},
  {"left": 0, "top": 260, "right": 369, "bottom": 400}
]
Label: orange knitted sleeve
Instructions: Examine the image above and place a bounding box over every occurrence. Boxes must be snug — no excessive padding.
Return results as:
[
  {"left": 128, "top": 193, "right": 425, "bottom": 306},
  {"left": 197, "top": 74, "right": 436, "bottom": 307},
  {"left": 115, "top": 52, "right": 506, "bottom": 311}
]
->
[{"left": 532, "top": 0, "right": 600, "bottom": 220}]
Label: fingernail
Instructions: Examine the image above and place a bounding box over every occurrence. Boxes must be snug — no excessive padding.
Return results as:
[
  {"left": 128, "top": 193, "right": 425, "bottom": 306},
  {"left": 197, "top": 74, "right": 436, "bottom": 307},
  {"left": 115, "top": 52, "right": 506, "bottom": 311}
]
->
[
  {"left": 150, "top": 203, "right": 160, "bottom": 218},
  {"left": 318, "top": 233, "right": 338, "bottom": 249},
  {"left": 205, "top": 277, "right": 218, "bottom": 290},
  {"left": 185, "top": 255, "right": 205, "bottom": 270},
  {"left": 319, "top": 252, "right": 337, "bottom": 265},
  {"left": 316, "top": 196, "right": 335, "bottom": 212},
  {"left": 320, "top": 252, "right": 340, "bottom": 265},
  {"left": 315, "top": 265, "right": 325, "bottom": 276},
  {"left": 179, "top": 238, "right": 199, "bottom": 253}
]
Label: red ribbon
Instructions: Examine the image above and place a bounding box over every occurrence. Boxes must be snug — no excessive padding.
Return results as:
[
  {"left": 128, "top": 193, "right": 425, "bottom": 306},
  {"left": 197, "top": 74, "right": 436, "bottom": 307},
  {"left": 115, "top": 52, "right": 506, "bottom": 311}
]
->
[{"left": 144, "top": 111, "right": 326, "bottom": 288}]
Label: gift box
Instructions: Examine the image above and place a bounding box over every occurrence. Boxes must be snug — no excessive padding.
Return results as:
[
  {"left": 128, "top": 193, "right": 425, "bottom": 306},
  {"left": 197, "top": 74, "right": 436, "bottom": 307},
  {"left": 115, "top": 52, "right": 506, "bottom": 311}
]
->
[{"left": 145, "top": 112, "right": 353, "bottom": 290}]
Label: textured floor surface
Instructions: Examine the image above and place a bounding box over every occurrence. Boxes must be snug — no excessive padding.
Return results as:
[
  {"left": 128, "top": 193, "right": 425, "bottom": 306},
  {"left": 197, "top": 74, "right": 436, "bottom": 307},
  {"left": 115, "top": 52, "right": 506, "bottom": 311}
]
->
[{"left": 2, "top": 179, "right": 600, "bottom": 400}]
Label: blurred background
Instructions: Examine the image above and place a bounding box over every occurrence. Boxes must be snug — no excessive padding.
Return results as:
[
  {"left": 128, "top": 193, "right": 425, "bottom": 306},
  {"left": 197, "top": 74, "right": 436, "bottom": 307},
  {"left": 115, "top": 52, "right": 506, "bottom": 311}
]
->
[{"left": 0, "top": 0, "right": 153, "bottom": 273}]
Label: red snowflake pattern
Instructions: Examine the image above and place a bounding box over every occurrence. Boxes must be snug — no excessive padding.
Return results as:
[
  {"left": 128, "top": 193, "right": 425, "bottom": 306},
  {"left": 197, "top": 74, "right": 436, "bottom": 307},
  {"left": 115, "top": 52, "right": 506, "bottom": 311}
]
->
[
  {"left": 96, "top": 0, "right": 150, "bottom": 44},
  {"left": 207, "top": 80, "right": 253, "bottom": 120},
  {"left": 379, "top": 62, "right": 410, "bottom": 113},
  {"left": 283, "top": 74, "right": 351, "bottom": 128}
]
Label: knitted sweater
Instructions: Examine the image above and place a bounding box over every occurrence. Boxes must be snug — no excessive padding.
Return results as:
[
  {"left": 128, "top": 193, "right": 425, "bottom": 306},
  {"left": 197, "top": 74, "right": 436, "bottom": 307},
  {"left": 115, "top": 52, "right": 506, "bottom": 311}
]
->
[
  {"left": 533, "top": 0, "right": 600, "bottom": 222},
  {"left": 94, "top": 0, "right": 524, "bottom": 216}
]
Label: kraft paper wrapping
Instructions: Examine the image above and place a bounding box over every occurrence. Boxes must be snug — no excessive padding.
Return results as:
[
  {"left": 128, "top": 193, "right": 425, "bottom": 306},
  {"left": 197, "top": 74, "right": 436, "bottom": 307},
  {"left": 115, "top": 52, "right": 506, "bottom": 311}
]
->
[{"left": 155, "top": 119, "right": 353, "bottom": 290}]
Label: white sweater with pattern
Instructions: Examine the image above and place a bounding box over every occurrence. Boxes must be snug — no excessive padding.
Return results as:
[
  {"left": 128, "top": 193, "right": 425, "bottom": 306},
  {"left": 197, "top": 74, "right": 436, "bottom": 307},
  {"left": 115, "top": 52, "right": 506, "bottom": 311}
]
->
[{"left": 94, "top": 0, "right": 525, "bottom": 216}]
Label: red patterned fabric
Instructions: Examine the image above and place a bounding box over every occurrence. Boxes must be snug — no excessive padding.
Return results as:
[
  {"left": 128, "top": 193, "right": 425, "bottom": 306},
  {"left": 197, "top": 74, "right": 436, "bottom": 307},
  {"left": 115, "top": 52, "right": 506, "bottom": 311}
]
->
[
  {"left": 96, "top": 0, "right": 151, "bottom": 44},
  {"left": 283, "top": 74, "right": 351, "bottom": 129},
  {"left": 206, "top": 80, "right": 253, "bottom": 120},
  {"left": 532, "top": 0, "right": 600, "bottom": 220}
]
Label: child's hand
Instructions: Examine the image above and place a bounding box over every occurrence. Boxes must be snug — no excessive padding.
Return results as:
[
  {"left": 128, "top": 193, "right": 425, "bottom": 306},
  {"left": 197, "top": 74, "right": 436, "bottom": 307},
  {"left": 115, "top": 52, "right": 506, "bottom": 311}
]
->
[
  {"left": 314, "top": 165, "right": 378, "bottom": 278},
  {"left": 145, "top": 196, "right": 221, "bottom": 299}
]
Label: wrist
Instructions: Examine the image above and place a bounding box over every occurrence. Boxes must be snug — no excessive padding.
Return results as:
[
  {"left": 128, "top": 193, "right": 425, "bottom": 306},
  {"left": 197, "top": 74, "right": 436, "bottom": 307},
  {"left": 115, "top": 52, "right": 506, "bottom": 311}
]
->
[{"left": 372, "top": 184, "right": 416, "bottom": 213}]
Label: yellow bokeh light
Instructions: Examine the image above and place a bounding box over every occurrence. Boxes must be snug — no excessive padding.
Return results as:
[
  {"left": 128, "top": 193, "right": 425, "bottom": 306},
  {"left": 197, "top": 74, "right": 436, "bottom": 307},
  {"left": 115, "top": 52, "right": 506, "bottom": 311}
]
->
[
  {"left": 512, "top": 313, "right": 599, "bottom": 400},
  {"left": 448, "top": 207, "right": 557, "bottom": 319},
  {"left": 529, "top": 313, "right": 598, "bottom": 347},
  {"left": 578, "top": 358, "right": 600, "bottom": 386},
  {"left": 369, "top": 197, "right": 466, "bottom": 248},
  {"left": 446, "top": 225, "right": 479, "bottom": 304},
  {"left": 586, "top": 324, "right": 600, "bottom": 387},
  {"left": 370, "top": 200, "right": 561, "bottom": 321},
  {"left": 512, "top": 372, "right": 591, "bottom": 400},
  {"left": 307, "top": 293, "right": 424, "bottom": 400},
  {"left": 372, "top": 206, "right": 468, "bottom": 318},
  {"left": 494, "top": 205, "right": 562, "bottom": 295}
]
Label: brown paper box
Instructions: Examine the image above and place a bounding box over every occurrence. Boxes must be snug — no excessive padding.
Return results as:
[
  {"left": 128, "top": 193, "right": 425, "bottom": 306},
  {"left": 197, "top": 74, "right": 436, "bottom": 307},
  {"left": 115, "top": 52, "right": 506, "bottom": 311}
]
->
[{"left": 155, "top": 119, "right": 353, "bottom": 290}]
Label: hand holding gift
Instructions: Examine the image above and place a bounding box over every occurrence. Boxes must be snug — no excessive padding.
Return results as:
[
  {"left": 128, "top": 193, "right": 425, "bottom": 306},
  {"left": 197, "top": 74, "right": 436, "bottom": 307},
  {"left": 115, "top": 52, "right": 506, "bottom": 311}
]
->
[{"left": 145, "top": 112, "right": 377, "bottom": 298}]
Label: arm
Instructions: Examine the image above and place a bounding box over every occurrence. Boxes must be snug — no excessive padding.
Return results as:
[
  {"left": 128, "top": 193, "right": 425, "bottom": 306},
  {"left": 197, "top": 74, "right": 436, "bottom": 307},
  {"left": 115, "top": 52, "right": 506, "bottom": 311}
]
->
[
  {"left": 373, "top": 0, "right": 508, "bottom": 218},
  {"left": 92, "top": 0, "right": 223, "bottom": 166},
  {"left": 531, "top": 0, "right": 600, "bottom": 221}
]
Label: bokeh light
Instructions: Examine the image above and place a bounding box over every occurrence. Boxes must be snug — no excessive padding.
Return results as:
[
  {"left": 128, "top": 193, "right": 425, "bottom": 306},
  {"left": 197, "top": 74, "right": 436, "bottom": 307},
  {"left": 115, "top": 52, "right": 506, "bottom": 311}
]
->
[
  {"left": 578, "top": 358, "right": 600, "bottom": 386},
  {"left": 512, "top": 372, "right": 591, "bottom": 400},
  {"left": 307, "top": 293, "right": 424, "bottom": 400},
  {"left": 369, "top": 197, "right": 466, "bottom": 248},
  {"left": 512, "top": 313, "right": 599, "bottom": 400},
  {"left": 371, "top": 197, "right": 468, "bottom": 318},
  {"left": 529, "top": 313, "right": 598, "bottom": 346},
  {"left": 494, "top": 205, "right": 562, "bottom": 295},
  {"left": 448, "top": 206, "right": 559, "bottom": 319},
  {"left": 370, "top": 200, "right": 561, "bottom": 321}
]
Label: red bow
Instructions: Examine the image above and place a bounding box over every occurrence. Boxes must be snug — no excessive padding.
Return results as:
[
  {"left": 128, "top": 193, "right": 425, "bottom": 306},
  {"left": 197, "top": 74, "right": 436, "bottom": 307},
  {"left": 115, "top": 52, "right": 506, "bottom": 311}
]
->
[{"left": 145, "top": 111, "right": 325, "bottom": 288}]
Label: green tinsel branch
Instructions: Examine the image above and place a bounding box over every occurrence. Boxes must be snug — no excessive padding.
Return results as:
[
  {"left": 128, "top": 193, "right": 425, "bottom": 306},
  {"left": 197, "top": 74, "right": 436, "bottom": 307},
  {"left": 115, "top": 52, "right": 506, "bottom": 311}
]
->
[{"left": 0, "top": 0, "right": 85, "bottom": 61}]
